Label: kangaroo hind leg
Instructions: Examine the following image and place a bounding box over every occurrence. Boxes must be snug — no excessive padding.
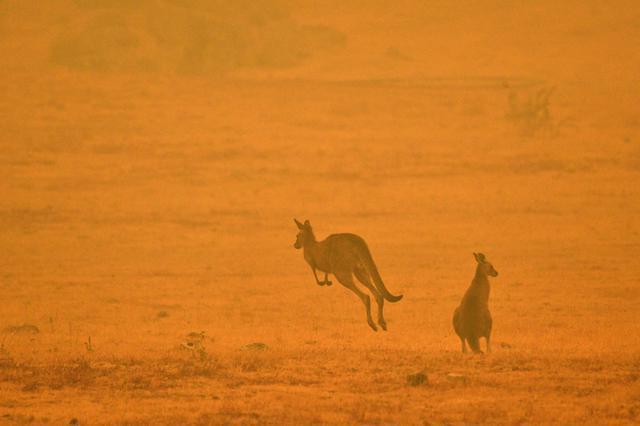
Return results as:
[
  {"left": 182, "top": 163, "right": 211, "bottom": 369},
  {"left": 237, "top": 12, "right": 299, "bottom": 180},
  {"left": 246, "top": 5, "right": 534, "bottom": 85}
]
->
[
  {"left": 335, "top": 270, "right": 377, "bottom": 332},
  {"left": 485, "top": 310, "right": 493, "bottom": 354},
  {"left": 354, "top": 267, "right": 386, "bottom": 331}
]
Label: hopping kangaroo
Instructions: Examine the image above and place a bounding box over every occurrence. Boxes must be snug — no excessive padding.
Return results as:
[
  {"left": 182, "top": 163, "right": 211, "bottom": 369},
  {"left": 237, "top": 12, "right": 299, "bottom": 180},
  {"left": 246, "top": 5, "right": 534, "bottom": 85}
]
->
[
  {"left": 293, "top": 219, "right": 403, "bottom": 331},
  {"left": 453, "top": 253, "right": 498, "bottom": 354}
]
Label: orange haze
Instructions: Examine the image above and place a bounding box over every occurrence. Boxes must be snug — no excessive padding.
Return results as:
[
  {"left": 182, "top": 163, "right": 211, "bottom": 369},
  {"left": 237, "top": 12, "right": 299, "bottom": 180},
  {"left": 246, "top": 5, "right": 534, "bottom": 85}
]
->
[{"left": 1, "top": 1, "right": 639, "bottom": 424}]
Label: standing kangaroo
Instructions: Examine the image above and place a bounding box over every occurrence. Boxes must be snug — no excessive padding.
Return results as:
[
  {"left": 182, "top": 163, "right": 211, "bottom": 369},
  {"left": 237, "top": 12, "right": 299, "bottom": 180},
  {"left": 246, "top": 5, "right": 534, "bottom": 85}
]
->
[
  {"left": 453, "top": 253, "right": 498, "bottom": 354},
  {"left": 293, "top": 219, "right": 403, "bottom": 331}
]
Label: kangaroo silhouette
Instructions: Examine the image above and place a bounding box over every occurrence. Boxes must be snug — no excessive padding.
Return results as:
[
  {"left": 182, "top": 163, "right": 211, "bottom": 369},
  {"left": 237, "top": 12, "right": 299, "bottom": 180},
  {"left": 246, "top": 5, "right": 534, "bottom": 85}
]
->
[
  {"left": 453, "top": 252, "right": 498, "bottom": 353},
  {"left": 293, "top": 219, "right": 403, "bottom": 331}
]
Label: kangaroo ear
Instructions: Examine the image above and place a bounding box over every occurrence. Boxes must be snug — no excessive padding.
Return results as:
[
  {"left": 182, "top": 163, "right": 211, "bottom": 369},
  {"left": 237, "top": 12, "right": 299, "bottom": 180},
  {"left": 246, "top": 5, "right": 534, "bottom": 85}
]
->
[
  {"left": 294, "top": 219, "right": 304, "bottom": 229},
  {"left": 473, "top": 252, "right": 481, "bottom": 263},
  {"left": 304, "top": 219, "right": 311, "bottom": 227}
]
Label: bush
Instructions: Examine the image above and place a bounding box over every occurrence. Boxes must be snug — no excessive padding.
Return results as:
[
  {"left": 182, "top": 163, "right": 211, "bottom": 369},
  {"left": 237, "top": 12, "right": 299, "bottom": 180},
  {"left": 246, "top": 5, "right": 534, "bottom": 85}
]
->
[
  {"left": 506, "top": 86, "right": 555, "bottom": 137},
  {"left": 50, "top": 0, "right": 345, "bottom": 73}
]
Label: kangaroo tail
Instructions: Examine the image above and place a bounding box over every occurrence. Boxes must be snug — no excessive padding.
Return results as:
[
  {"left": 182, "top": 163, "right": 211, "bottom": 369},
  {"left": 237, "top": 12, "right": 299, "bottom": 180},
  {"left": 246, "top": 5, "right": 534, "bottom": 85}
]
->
[
  {"left": 360, "top": 244, "right": 403, "bottom": 303},
  {"left": 467, "top": 335, "right": 483, "bottom": 354}
]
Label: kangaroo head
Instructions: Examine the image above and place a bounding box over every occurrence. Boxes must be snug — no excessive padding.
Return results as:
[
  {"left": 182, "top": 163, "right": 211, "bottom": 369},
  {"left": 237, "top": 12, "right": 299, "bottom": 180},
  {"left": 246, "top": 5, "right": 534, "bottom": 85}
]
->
[
  {"left": 293, "top": 219, "right": 314, "bottom": 249},
  {"left": 473, "top": 252, "right": 498, "bottom": 277}
]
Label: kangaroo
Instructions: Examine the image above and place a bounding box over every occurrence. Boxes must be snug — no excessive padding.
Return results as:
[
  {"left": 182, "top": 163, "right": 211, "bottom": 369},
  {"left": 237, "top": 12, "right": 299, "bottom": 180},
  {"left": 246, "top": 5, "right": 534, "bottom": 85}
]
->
[
  {"left": 453, "top": 252, "right": 498, "bottom": 354},
  {"left": 293, "top": 219, "right": 403, "bottom": 331}
]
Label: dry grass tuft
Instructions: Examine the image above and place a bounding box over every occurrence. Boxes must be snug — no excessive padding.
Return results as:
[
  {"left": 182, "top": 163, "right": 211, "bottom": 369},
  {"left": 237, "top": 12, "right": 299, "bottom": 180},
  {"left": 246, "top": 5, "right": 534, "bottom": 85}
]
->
[
  {"left": 406, "top": 370, "right": 429, "bottom": 386},
  {"left": 506, "top": 86, "right": 555, "bottom": 137},
  {"left": 3, "top": 324, "right": 40, "bottom": 334}
]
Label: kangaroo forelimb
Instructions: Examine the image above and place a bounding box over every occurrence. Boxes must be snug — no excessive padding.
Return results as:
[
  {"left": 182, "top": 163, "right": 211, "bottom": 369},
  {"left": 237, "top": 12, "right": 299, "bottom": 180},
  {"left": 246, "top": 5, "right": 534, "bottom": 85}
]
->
[
  {"left": 323, "top": 272, "right": 333, "bottom": 286},
  {"left": 311, "top": 267, "right": 332, "bottom": 286}
]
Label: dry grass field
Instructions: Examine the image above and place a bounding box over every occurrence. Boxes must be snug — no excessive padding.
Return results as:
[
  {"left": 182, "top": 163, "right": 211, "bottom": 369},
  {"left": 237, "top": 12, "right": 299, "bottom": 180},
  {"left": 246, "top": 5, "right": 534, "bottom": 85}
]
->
[{"left": 1, "top": 1, "right": 640, "bottom": 424}]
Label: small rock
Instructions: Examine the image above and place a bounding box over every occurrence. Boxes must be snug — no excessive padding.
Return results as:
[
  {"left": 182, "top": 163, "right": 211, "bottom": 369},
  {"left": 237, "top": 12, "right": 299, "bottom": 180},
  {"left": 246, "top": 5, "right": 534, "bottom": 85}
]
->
[
  {"left": 406, "top": 371, "right": 428, "bottom": 386},
  {"left": 500, "top": 342, "right": 512, "bottom": 349},
  {"left": 242, "top": 342, "right": 269, "bottom": 351},
  {"left": 446, "top": 373, "right": 468, "bottom": 384},
  {"left": 181, "top": 332, "right": 207, "bottom": 351},
  {"left": 181, "top": 341, "right": 204, "bottom": 351},
  {"left": 69, "top": 418, "right": 79, "bottom": 425},
  {"left": 157, "top": 311, "right": 169, "bottom": 318}
]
